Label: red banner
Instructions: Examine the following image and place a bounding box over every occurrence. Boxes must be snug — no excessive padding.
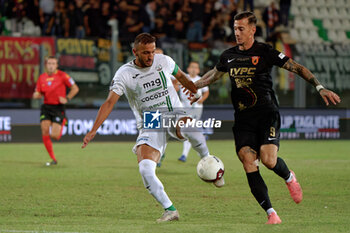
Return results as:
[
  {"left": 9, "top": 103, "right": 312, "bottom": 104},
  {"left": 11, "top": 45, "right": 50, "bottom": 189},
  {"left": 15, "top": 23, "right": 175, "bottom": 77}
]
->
[{"left": 0, "top": 36, "right": 55, "bottom": 98}]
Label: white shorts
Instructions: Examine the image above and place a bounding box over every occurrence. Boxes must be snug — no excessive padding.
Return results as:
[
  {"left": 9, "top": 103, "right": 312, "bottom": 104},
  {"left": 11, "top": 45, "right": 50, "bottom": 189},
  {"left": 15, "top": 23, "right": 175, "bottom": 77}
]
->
[{"left": 132, "top": 127, "right": 185, "bottom": 157}]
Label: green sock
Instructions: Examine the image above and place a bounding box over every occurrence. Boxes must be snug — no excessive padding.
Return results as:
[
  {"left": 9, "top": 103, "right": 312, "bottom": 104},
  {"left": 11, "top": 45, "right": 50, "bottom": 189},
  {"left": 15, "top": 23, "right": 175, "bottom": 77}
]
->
[{"left": 165, "top": 205, "right": 176, "bottom": 211}]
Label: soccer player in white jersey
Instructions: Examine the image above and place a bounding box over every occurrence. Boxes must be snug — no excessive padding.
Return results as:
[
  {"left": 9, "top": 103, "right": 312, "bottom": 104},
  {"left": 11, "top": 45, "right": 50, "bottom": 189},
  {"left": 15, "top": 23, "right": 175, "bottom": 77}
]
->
[
  {"left": 178, "top": 61, "right": 209, "bottom": 162},
  {"left": 82, "top": 33, "right": 224, "bottom": 223}
]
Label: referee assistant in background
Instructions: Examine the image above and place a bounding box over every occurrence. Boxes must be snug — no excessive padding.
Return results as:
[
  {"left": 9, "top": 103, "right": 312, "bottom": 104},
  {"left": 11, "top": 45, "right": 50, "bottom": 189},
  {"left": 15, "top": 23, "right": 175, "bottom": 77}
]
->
[{"left": 33, "top": 56, "right": 79, "bottom": 166}]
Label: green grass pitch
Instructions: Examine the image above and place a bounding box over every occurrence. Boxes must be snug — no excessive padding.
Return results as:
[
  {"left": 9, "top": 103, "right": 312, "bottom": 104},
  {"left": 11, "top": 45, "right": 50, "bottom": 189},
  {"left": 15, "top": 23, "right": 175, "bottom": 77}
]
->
[{"left": 0, "top": 140, "right": 350, "bottom": 233}]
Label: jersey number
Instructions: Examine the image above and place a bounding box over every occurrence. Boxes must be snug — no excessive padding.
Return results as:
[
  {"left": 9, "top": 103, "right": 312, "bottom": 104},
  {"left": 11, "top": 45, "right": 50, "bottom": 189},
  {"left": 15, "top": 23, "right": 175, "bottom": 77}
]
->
[{"left": 270, "top": 127, "right": 276, "bottom": 137}]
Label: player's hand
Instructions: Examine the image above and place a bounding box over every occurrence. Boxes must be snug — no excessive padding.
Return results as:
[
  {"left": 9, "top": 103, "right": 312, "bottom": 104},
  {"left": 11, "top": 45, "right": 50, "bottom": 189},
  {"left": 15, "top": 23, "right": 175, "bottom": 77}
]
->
[
  {"left": 82, "top": 131, "right": 96, "bottom": 148},
  {"left": 181, "top": 86, "right": 201, "bottom": 105},
  {"left": 32, "top": 92, "right": 42, "bottom": 99},
  {"left": 189, "top": 91, "right": 201, "bottom": 105},
  {"left": 59, "top": 96, "right": 68, "bottom": 104},
  {"left": 319, "top": 89, "right": 341, "bottom": 106}
]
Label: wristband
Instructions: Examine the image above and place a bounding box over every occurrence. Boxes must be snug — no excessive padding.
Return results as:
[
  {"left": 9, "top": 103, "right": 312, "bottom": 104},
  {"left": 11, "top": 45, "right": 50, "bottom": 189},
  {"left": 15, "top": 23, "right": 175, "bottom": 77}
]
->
[
  {"left": 316, "top": 85, "right": 325, "bottom": 92},
  {"left": 194, "top": 92, "right": 201, "bottom": 99}
]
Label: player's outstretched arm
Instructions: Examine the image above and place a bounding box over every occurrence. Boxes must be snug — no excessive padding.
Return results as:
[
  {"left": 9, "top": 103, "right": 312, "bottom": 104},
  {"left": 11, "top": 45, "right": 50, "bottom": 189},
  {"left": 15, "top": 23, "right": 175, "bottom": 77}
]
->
[
  {"left": 282, "top": 58, "right": 341, "bottom": 106},
  {"left": 194, "top": 67, "right": 225, "bottom": 89},
  {"left": 82, "top": 91, "right": 120, "bottom": 148},
  {"left": 173, "top": 68, "right": 198, "bottom": 93}
]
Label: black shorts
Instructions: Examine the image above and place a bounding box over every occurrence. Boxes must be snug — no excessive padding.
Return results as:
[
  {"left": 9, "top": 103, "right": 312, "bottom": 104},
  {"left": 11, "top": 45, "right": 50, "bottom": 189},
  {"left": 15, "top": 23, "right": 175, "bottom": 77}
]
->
[
  {"left": 232, "top": 109, "right": 280, "bottom": 154},
  {"left": 40, "top": 104, "right": 66, "bottom": 124}
]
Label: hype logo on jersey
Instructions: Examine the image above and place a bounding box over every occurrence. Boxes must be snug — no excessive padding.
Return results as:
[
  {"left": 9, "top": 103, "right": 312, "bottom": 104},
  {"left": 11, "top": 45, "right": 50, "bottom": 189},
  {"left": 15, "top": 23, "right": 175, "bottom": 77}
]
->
[{"left": 143, "top": 110, "right": 162, "bottom": 129}]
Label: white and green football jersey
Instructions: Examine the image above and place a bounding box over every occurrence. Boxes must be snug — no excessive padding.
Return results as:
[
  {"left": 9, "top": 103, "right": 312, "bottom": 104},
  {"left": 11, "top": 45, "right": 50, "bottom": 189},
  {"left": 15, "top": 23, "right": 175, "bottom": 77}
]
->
[{"left": 110, "top": 54, "right": 184, "bottom": 129}]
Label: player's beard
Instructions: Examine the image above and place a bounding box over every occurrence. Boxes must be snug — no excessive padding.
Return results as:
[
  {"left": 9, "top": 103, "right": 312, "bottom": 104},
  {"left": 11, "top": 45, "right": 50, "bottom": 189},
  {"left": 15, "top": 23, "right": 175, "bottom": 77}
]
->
[{"left": 137, "top": 55, "right": 153, "bottom": 68}]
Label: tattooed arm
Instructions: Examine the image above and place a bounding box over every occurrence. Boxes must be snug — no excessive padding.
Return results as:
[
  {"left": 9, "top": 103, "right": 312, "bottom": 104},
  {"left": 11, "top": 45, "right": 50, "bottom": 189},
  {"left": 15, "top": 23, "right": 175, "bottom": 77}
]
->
[
  {"left": 194, "top": 67, "right": 225, "bottom": 89},
  {"left": 185, "top": 67, "right": 225, "bottom": 104},
  {"left": 282, "top": 58, "right": 321, "bottom": 87},
  {"left": 282, "top": 58, "right": 341, "bottom": 106}
]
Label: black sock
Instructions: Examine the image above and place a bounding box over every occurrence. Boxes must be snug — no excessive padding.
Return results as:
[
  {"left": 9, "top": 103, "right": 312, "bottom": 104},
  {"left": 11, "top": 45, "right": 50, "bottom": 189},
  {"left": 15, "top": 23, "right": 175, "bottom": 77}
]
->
[
  {"left": 246, "top": 171, "right": 272, "bottom": 211},
  {"left": 271, "top": 157, "right": 291, "bottom": 180}
]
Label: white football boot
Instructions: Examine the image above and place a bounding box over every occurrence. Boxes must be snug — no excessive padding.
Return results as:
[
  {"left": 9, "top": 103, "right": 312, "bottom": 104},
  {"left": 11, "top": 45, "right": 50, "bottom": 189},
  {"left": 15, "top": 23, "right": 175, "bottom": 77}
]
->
[{"left": 156, "top": 210, "right": 180, "bottom": 223}]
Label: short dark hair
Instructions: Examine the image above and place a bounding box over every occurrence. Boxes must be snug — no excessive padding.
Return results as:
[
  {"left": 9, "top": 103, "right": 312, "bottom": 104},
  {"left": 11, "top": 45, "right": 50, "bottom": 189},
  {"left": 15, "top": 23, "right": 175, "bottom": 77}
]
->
[
  {"left": 45, "top": 56, "right": 58, "bottom": 64},
  {"left": 134, "top": 33, "right": 156, "bottom": 46},
  {"left": 234, "top": 11, "right": 257, "bottom": 25},
  {"left": 46, "top": 56, "right": 58, "bottom": 61}
]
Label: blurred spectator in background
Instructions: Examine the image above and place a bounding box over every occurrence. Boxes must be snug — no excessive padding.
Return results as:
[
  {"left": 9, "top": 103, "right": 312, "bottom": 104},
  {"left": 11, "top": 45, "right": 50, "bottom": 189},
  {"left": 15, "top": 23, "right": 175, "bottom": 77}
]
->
[
  {"left": 130, "top": 0, "right": 151, "bottom": 33},
  {"left": 120, "top": 12, "right": 143, "bottom": 50},
  {"left": 163, "top": 0, "right": 182, "bottom": 40},
  {"left": 151, "top": 17, "right": 167, "bottom": 40},
  {"left": 186, "top": 0, "right": 204, "bottom": 42},
  {"left": 150, "top": 3, "right": 171, "bottom": 42},
  {"left": 0, "top": 0, "right": 7, "bottom": 18},
  {"left": 39, "top": 0, "right": 54, "bottom": 36},
  {"left": 5, "top": 0, "right": 40, "bottom": 36},
  {"left": 204, "top": 11, "right": 232, "bottom": 50},
  {"left": 0, "top": 7, "right": 5, "bottom": 35},
  {"left": 263, "top": 1, "right": 280, "bottom": 39},
  {"left": 66, "top": 2, "right": 77, "bottom": 37},
  {"left": 228, "top": 1, "right": 238, "bottom": 33},
  {"left": 244, "top": 0, "right": 254, "bottom": 11},
  {"left": 46, "top": 0, "right": 67, "bottom": 36},
  {"left": 85, "top": 0, "right": 101, "bottom": 38},
  {"left": 170, "top": 10, "right": 186, "bottom": 40},
  {"left": 26, "top": 0, "right": 40, "bottom": 27},
  {"left": 202, "top": 1, "right": 214, "bottom": 40},
  {"left": 74, "top": 0, "right": 86, "bottom": 38},
  {"left": 0, "top": 0, "right": 282, "bottom": 44},
  {"left": 145, "top": 1, "right": 157, "bottom": 32},
  {"left": 99, "top": 1, "right": 112, "bottom": 38},
  {"left": 113, "top": 0, "right": 132, "bottom": 27},
  {"left": 156, "top": 4, "right": 171, "bottom": 37},
  {"left": 279, "top": 0, "right": 291, "bottom": 27}
]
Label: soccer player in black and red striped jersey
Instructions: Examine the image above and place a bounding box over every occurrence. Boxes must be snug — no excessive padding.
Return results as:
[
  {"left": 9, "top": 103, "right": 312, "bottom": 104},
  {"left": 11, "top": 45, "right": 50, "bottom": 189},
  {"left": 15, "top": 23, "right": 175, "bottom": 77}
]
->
[
  {"left": 192, "top": 11, "right": 341, "bottom": 224},
  {"left": 33, "top": 56, "right": 79, "bottom": 166}
]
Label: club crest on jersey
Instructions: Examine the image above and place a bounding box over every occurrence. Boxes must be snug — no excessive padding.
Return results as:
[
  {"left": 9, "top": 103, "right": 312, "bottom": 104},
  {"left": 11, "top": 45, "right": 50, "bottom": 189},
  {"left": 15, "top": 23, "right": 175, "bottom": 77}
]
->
[
  {"left": 252, "top": 56, "right": 260, "bottom": 65},
  {"left": 156, "top": 64, "right": 162, "bottom": 71}
]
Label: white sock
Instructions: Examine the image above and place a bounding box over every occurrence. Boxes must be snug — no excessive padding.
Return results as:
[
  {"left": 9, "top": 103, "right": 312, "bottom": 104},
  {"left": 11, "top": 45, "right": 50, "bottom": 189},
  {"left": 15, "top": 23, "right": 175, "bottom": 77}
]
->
[
  {"left": 139, "top": 159, "right": 172, "bottom": 209},
  {"left": 181, "top": 128, "right": 209, "bottom": 158},
  {"left": 266, "top": 208, "right": 276, "bottom": 215},
  {"left": 286, "top": 172, "right": 293, "bottom": 183},
  {"left": 182, "top": 140, "right": 191, "bottom": 158}
]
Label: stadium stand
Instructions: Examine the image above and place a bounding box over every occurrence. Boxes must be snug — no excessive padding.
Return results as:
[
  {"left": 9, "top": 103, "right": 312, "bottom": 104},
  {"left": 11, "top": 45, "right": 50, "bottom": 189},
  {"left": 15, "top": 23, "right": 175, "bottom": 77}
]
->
[{"left": 290, "top": 0, "right": 350, "bottom": 43}]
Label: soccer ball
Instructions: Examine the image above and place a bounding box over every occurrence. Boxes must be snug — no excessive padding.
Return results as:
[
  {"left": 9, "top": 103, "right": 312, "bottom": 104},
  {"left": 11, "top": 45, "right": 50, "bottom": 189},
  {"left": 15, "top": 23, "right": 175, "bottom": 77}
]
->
[{"left": 197, "top": 155, "right": 224, "bottom": 182}]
